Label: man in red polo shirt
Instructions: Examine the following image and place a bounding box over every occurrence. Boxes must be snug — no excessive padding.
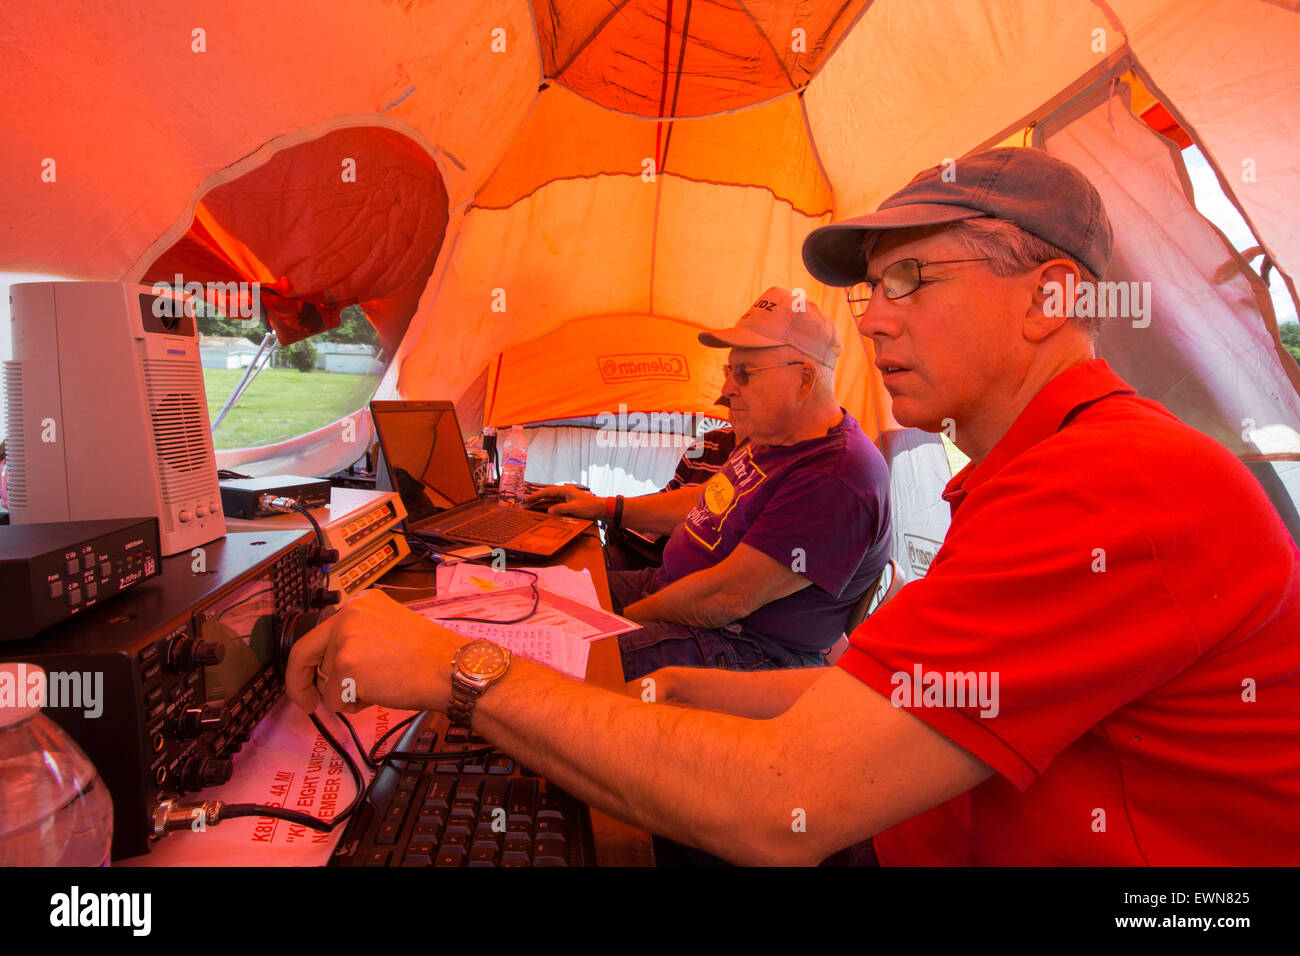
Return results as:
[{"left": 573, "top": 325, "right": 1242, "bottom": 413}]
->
[{"left": 287, "top": 148, "right": 1300, "bottom": 865}]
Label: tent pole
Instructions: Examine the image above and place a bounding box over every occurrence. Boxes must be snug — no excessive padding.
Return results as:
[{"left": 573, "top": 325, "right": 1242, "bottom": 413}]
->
[{"left": 210, "top": 331, "right": 278, "bottom": 433}]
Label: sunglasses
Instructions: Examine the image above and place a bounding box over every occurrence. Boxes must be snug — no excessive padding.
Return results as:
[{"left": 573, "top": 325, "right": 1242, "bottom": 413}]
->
[
  {"left": 845, "top": 257, "right": 992, "bottom": 318},
  {"left": 721, "top": 360, "right": 805, "bottom": 386}
]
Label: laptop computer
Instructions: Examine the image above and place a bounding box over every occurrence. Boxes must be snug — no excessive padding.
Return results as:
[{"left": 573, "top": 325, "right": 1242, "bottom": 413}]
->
[{"left": 369, "top": 400, "right": 592, "bottom": 559}]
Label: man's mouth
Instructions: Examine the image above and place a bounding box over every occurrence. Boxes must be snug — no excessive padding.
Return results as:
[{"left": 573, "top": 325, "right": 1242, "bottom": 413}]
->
[{"left": 876, "top": 361, "right": 911, "bottom": 377}]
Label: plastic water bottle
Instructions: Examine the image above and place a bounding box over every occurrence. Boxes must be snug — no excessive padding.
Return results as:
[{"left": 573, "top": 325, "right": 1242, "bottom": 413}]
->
[
  {"left": 0, "top": 663, "right": 115, "bottom": 866},
  {"left": 498, "top": 424, "right": 529, "bottom": 505}
]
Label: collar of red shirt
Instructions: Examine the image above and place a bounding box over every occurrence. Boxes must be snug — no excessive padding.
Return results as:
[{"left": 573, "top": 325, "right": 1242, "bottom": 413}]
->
[{"left": 941, "top": 358, "right": 1137, "bottom": 514}]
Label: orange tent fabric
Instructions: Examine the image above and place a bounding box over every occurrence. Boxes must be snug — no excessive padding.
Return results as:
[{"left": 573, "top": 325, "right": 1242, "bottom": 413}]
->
[{"left": 1, "top": 0, "right": 1297, "bottom": 460}]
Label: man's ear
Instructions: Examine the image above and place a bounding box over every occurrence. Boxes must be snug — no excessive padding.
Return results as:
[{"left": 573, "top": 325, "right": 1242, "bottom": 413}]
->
[
  {"left": 799, "top": 362, "right": 817, "bottom": 397},
  {"left": 1025, "top": 260, "right": 1080, "bottom": 342}
]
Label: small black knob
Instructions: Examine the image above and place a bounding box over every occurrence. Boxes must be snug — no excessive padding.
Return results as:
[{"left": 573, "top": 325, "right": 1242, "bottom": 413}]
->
[
  {"left": 182, "top": 757, "right": 234, "bottom": 791},
  {"left": 178, "top": 704, "right": 228, "bottom": 738},
  {"left": 311, "top": 589, "right": 341, "bottom": 609},
  {"left": 169, "top": 636, "right": 226, "bottom": 672}
]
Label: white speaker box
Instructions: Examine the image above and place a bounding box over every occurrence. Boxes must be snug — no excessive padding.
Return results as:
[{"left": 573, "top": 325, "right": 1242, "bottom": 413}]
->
[{"left": 5, "top": 282, "right": 226, "bottom": 555}]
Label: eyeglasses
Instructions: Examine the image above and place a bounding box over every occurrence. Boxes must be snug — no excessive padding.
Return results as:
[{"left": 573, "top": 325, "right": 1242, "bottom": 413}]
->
[
  {"left": 721, "top": 361, "right": 805, "bottom": 386},
  {"left": 845, "top": 257, "right": 992, "bottom": 318}
]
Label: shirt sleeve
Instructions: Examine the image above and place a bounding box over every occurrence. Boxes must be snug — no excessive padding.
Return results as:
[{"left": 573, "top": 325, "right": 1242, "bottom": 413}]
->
[
  {"left": 837, "top": 460, "right": 1201, "bottom": 790},
  {"left": 740, "top": 469, "right": 882, "bottom": 598}
]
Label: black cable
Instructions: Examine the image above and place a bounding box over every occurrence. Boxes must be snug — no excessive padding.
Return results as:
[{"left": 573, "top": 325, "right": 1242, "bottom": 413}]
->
[
  {"left": 217, "top": 712, "right": 364, "bottom": 832},
  {"left": 288, "top": 502, "right": 326, "bottom": 550},
  {"left": 432, "top": 568, "right": 541, "bottom": 624}
]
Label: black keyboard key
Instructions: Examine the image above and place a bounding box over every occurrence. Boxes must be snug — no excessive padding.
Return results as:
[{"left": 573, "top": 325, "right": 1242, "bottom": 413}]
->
[
  {"left": 414, "top": 821, "right": 443, "bottom": 840},
  {"left": 425, "top": 774, "right": 455, "bottom": 810},
  {"left": 414, "top": 732, "right": 437, "bottom": 752},
  {"left": 488, "top": 756, "right": 516, "bottom": 775},
  {"left": 533, "top": 837, "right": 569, "bottom": 866},
  {"left": 403, "top": 841, "right": 436, "bottom": 866},
  {"left": 507, "top": 779, "right": 538, "bottom": 825},
  {"left": 473, "top": 824, "right": 502, "bottom": 848},
  {"left": 435, "top": 846, "right": 466, "bottom": 867},
  {"left": 375, "top": 822, "right": 401, "bottom": 845},
  {"left": 446, "top": 810, "right": 476, "bottom": 837},
  {"left": 452, "top": 796, "right": 479, "bottom": 815},
  {"left": 536, "top": 817, "right": 567, "bottom": 838},
  {"left": 441, "top": 829, "right": 470, "bottom": 849},
  {"left": 469, "top": 844, "right": 500, "bottom": 867},
  {"left": 417, "top": 805, "right": 446, "bottom": 825},
  {"left": 504, "top": 833, "right": 531, "bottom": 856},
  {"left": 481, "top": 777, "right": 509, "bottom": 808},
  {"left": 455, "top": 777, "right": 483, "bottom": 799},
  {"left": 501, "top": 851, "right": 530, "bottom": 866},
  {"left": 364, "top": 851, "right": 391, "bottom": 866}
]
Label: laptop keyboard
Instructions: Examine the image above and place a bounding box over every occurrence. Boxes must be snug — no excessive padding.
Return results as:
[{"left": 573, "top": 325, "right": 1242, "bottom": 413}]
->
[
  {"left": 449, "top": 507, "right": 543, "bottom": 544},
  {"left": 328, "top": 710, "right": 597, "bottom": 867}
]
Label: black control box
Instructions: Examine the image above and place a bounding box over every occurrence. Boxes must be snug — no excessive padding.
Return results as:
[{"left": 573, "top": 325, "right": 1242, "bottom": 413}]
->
[
  {"left": 219, "top": 475, "right": 331, "bottom": 518},
  {"left": 0, "top": 530, "right": 330, "bottom": 860},
  {"left": 0, "top": 517, "right": 161, "bottom": 642}
]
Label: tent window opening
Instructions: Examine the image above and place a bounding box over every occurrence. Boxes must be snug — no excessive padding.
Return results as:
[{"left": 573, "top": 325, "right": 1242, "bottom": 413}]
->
[{"left": 198, "top": 302, "right": 387, "bottom": 452}]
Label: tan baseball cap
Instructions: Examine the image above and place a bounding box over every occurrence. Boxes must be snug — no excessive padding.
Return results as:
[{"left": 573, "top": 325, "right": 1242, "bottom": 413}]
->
[{"left": 698, "top": 287, "right": 841, "bottom": 369}]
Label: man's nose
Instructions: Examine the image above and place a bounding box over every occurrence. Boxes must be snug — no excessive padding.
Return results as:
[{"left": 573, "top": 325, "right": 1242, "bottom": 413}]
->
[{"left": 856, "top": 294, "right": 902, "bottom": 341}]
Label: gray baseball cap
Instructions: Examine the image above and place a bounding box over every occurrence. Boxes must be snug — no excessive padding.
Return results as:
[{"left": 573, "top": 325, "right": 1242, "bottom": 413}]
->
[
  {"left": 699, "top": 286, "right": 842, "bottom": 368},
  {"left": 802, "top": 147, "right": 1113, "bottom": 287}
]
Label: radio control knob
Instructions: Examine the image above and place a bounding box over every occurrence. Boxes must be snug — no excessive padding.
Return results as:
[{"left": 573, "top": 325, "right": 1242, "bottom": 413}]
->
[
  {"left": 178, "top": 509, "right": 193, "bottom": 523},
  {"left": 168, "top": 636, "right": 226, "bottom": 672},
  {"left": 311, "top": 588, "right": 342, "bottom": 610},
  {"left": 178, "top": 704, "right": 228, "bottom": 738},
  {"left": 182, "top": 756, "right": 234, "bottom": 791}
]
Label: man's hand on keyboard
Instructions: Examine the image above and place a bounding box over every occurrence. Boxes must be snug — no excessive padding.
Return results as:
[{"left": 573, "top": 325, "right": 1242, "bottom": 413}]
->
[
  {"left": 285, "top": 589, "right": 465, "bottom": 715},
  {"left": 522, "top": 483, "right": 605, "bottom": 519}
]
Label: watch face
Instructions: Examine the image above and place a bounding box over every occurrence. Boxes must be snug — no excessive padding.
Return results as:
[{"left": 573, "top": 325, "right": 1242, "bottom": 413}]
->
[{"left": 459, "top": 641, "right": 509, "bottom": 679}]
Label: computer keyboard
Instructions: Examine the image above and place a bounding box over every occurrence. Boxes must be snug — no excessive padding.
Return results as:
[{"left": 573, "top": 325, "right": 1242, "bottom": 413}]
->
[
  {"left": 449, "top": 507, "right": 543, "bottom": 544},
  {"left": 328, "top": 710, "right": 597, "bottom": 867}
]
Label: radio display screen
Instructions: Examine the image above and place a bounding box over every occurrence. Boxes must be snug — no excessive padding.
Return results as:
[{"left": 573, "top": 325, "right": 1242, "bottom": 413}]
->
[{"left": 198, "top": 574, "right": 277, "bottom": 704}]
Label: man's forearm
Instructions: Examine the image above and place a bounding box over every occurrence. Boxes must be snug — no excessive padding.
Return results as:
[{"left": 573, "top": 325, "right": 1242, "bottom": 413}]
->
[
  {"left": 650, "top": 665, "right": 828, "bottom": 718},
  {"left": 471, "top": 657, "right": 797, "bottom": 865},
  {"left": 619, "top": 485, "right": 700, "bottom": 536},
  {"left": 623, "top": 570, "right": 741, "bottom": 628}
]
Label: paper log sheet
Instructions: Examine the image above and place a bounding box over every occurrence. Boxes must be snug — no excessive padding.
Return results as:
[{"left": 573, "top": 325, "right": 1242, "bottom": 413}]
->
[{"left": 405, "top": 585, "right": 638, "bottom": 680}]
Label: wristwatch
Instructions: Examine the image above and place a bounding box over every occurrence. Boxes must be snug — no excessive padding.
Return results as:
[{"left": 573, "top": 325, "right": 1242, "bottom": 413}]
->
[{"left": 447, "top": 640, "right": 512, "bottom": 729}]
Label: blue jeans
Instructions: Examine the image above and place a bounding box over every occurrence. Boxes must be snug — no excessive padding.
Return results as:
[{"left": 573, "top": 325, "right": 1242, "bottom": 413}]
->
[{"left": 608, "top": 568, "right": 825, "bottom": 682}]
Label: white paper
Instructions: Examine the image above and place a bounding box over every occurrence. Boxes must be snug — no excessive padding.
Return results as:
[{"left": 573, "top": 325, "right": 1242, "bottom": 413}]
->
[
  {"left": 443, "top": 562, "right": 600, "bottom": 607},
  {"left": 406, "top": 585, "right": 636, "bottom": 681}
]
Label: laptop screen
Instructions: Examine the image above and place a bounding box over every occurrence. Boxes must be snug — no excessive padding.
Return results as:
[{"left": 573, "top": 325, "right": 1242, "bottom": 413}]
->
[{"left": 370, "top": 401, "right": 480, "bottom": 527}]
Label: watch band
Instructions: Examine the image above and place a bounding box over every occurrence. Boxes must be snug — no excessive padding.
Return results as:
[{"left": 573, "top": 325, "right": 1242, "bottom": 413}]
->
[{"left": 614, "top": 495, "right": 625, "bottom": 527}]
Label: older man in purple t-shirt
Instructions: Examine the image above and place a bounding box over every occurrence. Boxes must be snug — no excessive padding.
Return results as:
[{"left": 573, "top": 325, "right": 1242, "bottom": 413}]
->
[{"left": 528, "top": 287, "right": 892, "bottom": 681}]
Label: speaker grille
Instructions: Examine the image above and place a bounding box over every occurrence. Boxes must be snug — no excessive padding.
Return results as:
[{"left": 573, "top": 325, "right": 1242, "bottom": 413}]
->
[
  {"left": 143, "top": 359, "right": 214, "bottom": 503},
  {"left": 2, "top": 361, "right": 26, "bottom": 508}
]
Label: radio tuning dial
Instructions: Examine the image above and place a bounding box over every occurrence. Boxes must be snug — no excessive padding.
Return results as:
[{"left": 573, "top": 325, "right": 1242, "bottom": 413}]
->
[
  {"left": 178, "top": 704, "right": 228, "bottom": 738},
  {"left": 182, "top": 756, "right": 234, "bottom": 791},
  {"left": 168, "top": 636, "right": 226, "bottom": 672},
  {"left": 310, "top": 588, "right": 342, "bottom": 610}
]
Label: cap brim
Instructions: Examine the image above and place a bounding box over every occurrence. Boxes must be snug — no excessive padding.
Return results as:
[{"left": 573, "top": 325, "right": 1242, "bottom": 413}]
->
[
  {"left": 802, "top": 203, "right": 986, "bottom": 287},
  {"left": 697, "top": 327, "right": 785, "bottom": 350}
]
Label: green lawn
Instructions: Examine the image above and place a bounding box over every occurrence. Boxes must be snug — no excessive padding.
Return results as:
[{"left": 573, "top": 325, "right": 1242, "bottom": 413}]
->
[{"left": 203, "top": 367, "right": 382, "bottom": 451}]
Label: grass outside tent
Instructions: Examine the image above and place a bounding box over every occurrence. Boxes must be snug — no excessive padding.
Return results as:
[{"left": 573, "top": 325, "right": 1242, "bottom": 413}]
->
[{"left": 203, "top": 367, "right": 381, "bottom": 451}]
